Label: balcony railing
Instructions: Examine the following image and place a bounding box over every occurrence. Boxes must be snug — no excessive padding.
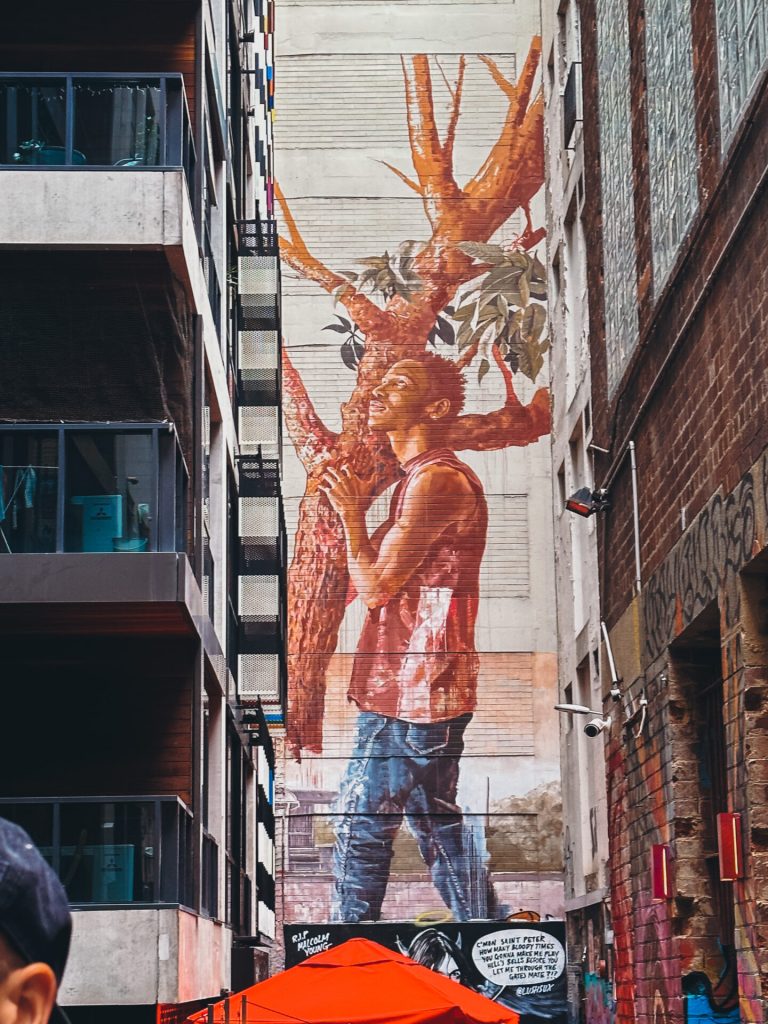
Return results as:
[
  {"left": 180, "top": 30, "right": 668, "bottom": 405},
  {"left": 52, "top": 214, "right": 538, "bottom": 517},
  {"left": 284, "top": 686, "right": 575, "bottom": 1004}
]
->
[
  {"left": 0, "top": 796, "right": 199, "bottom": 909},
  {"left": 0, "top": 73, "right": 195, "bottom": 181},
  {"left": 236, "top": 219, "right": 278, "bottom": 257},
  {"left": 0, "top": 423, "right": 188, "bottom": 555}
]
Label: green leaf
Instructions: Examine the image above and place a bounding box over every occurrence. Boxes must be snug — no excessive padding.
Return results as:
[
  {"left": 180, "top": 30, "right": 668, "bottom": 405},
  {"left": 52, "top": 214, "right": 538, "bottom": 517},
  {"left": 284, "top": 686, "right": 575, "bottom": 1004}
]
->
[
  {"left": 357, "top": 256, "right": 389, "bottom": 269},
  {"left": 508, "top": 327, "right": 549, "bottom": 382},
  {"left": 505, "top": 250, "right": 532, "bottom": 271},
  {"left": 521, "top": 302, "right": 547, "bottom": 344},
  {"left": 340, "top": 338, "right": 362, "bottom": 371},
  {"left": 518, "top": 272, "right": 530, "bottom": 307},
  {"left": 478, "top": 357, "right": 491, "bottom": 383},
  {"left": 375, "top": 269, "right": 393, "bottom": 291},
  {"left": 481, "top": 266, "right": 524, "bottom": 296},
  {"left": 435, "top": 316, "right": 456, "bottom": 346},
  {"left": 457, "top": 241, "right": 507, "bottom": 265},
  {"left": 456, "top": 318, "right": 476, "bottom": 352},
  {"left": 530, "top": 255, "right": 547, "bottom": 285},
  {"left": 358, "top": 269, "right": 378, "bottom": 289},
  {"left": 450, "top": 302, "right": 479, "bottom": 321},
  {"left": 398, "top": 240, "right": 423, "bottom": 259}
]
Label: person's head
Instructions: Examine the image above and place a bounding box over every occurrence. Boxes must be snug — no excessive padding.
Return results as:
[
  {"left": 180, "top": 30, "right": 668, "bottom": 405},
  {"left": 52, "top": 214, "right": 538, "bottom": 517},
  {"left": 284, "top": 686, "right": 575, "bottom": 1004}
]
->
[
  {"left": 368, "top": 353, "right": 466, "bottom": 433},
  {"left": 0, "top": 818, "right": 72, "bottom": 1024},
  {"left": 406, "top": 929, "right": 472, "bottom": 985}
]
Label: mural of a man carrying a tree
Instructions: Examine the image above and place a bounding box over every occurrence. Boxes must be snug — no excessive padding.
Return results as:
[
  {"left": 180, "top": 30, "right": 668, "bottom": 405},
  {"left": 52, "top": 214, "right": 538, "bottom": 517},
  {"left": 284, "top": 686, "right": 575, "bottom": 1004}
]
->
[{"left": 278, "top": 35, "right": 554, "bottom": 922}]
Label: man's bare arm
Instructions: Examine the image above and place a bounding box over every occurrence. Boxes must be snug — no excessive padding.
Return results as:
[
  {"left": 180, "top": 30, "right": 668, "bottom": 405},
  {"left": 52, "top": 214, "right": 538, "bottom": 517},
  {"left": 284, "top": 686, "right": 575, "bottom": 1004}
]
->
[{"left": 321, "top": 464, "right": 476, "bottom": 609}]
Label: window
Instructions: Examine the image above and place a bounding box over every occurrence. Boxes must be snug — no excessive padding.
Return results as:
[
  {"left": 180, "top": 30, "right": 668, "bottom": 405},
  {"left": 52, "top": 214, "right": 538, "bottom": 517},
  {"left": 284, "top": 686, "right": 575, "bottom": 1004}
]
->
[
  {"left": 645, "top": 0, "right": 699, "bottom": 289},
  {"left": 596, "top": 0, "right": 638, "bottom": 394},
  {"left": 715, "top": 0, "right": 768, "bottom": 145}
]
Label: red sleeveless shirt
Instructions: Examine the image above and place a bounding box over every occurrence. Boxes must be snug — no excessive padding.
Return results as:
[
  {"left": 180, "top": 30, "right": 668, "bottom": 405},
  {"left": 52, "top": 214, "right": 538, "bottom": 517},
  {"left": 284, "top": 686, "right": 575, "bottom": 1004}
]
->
[{"left": 348, "top": 448, "right": 488, "bottom": 723}]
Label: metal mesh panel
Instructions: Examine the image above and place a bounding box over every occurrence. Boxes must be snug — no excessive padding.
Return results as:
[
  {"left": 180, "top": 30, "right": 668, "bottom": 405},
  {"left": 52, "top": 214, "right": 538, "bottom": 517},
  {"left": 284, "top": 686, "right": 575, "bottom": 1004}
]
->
[
  {"left": 239, "top": 407, "right": 279, "bottom": 448},
  {"left": 240, "top": 495, "right": 279, "bottom": 534},
  {"left": 239, "top": 653, "right": 281, "bottom": 698},
  {"left": 238, "top": 300, "right": 279, "bottom": 331},
  {"left": 239, "top": 573, "right": 279, "bottom": 616},
  {"left": 239, "top": 330, "right": 278, "bottom": 370},
  {"left": 238, "top": 368, "right": 279, "bottom": 406},
  {"left": 238, "top": 256, "right": 279, "bottom": 294}
]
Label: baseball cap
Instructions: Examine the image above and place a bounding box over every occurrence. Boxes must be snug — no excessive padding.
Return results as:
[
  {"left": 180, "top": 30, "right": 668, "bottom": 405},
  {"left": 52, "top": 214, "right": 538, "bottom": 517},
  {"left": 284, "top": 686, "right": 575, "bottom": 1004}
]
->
[{"left": 0, "top": 816, "right": 72, "bottom": 1023}]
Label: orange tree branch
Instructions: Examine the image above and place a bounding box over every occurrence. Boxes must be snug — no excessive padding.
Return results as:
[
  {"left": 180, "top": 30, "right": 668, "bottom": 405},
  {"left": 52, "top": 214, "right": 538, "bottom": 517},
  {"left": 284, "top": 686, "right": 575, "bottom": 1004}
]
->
[
  {"left": 379, "top": 160, "right": 423, "bottom": 195},
  {"left": 477, "top": 54, "right": 517, "bottom": 99},
  {"left": 401, "top": 55, "right": 463, "bottom": 226},
  {"left": 443, "top": 56, "right": 467, "bottom": 162},
  {"left": 445, "top": 343, "right": 551, "bottom": 450},
  {"left": 275, "top": 182, "right": 396, "bottom": 337},
  {"left": 466, "top": 38, "right": 544, "bottom": 209},
  {"left": 281, "top": 347, "right": 338, "bottom": 472}
]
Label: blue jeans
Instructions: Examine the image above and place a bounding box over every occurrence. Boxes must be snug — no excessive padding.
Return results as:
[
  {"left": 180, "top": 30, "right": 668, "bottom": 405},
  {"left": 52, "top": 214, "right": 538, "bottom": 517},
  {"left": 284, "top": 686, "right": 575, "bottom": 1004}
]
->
[{"left": 332, "top": 710, "right": 473, "bottom": 922}]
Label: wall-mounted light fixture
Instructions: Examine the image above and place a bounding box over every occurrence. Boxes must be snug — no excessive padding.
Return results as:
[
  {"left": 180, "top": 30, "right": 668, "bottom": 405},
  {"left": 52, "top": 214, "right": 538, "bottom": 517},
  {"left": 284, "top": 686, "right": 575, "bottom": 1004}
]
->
[
  {"left": 717, "top": 812, "right": 744, "bottom": 881},
  {"left": 554, "top": 703, "right": 611, "bottom": 737},
  {"left": 651, "top": 844, "right": 673, "bottom": 900},
  {"left": 565, "top": 487, "right": 610, "bottom": 518}
]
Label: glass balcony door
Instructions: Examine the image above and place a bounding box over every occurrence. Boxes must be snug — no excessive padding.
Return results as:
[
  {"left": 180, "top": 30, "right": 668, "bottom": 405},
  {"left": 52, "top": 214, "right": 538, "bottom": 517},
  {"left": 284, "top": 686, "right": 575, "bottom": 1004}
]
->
[
  {"left": 0, "top": 74, "right": 190, "bottom": 170},
  {"left": 0, "top": 423, "right": 187, "bottom": 555}
]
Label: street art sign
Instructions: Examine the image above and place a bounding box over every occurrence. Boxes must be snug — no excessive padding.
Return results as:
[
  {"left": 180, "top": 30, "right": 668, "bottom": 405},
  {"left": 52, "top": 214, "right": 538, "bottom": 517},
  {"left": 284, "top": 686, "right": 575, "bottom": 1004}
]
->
[
  {"left": 285, "top": 922, "right": 567, "bottom": 1023},
  {"left": 277, "top": 3, "right": 558, "bottom": 927}
]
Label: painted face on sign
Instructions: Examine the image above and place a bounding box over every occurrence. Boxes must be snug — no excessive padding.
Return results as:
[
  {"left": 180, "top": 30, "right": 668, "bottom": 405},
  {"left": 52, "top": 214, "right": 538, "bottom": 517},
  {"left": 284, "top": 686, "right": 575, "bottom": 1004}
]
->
[
  {"left": 436, "top": 951, "right": 463, "bottom": 983},
  {"left": 368, "top": 360, "right": 449, "bottom": 432}
]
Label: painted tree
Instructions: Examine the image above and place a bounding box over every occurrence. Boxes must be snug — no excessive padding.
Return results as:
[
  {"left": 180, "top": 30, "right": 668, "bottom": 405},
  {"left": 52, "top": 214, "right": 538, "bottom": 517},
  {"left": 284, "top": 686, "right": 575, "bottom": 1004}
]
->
[{"left": 278, "top": 40, "right": 549, "bottom": 757}]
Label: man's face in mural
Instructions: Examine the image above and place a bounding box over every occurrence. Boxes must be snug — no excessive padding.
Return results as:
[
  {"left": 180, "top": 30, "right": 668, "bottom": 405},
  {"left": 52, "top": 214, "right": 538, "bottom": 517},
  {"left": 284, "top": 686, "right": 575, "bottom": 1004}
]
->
[{"left": 368, "top": 360, "right": 452, "bottom": 432}]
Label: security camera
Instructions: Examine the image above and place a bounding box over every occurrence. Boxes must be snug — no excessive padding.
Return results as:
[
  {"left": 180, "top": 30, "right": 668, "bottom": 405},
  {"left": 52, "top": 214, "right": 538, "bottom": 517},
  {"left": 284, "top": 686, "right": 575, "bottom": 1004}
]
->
[
  {"left": 584, "top": 717, "right": 610, "bottom": 737},
  {"left": 609, "top": 685, "right": 622, "bottom": 702}
]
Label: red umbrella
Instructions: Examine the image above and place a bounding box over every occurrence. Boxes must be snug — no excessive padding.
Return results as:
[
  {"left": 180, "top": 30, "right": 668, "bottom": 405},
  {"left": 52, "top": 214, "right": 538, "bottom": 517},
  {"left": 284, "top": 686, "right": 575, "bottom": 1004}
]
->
[{"left": 186, "top": 937, "right": 519, "bottom": 1024}]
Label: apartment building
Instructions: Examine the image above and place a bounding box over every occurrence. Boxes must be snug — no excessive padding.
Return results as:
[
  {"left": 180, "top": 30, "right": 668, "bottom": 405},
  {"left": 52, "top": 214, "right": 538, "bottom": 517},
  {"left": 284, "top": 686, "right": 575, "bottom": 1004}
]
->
[
  {"left": 0, "top": 2, "right": 282, "bottom": 1020},
  {"left": 580, "top": 0, "right": 768, "bottom": 1020}
]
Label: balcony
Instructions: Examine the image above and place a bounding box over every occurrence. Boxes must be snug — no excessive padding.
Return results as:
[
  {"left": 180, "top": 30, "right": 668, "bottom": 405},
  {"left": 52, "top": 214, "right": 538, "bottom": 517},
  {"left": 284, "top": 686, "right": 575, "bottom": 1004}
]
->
[
  {"left": 0, "top": 73, "right": 194, "bottom": 175},
  {"left": 0, "top": 796, "right": 231, "bottom": 1007},
  {"left": 0, "top": 796, "right": 201, "bottom": 908},
  {"left": 0, "top": 423, "right": 187, "bottom": 555},
  {"left": 0, "top": 74, "right": 217, "bottom": 339},
  {"left": 0, "top": 423, "right": 209, "bottom": 639}
]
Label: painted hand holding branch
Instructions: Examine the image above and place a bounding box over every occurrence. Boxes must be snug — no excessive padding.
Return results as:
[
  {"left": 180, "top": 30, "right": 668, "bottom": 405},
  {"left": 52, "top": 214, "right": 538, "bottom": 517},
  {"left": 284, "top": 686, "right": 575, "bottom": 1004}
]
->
[{"left": 279, "top": 41, "right": 549, "bottom": 758}]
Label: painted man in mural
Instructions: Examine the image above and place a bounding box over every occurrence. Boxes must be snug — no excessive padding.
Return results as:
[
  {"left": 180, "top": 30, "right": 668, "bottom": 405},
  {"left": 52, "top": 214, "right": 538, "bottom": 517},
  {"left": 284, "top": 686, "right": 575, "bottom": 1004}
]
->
[{"left": 321, "top": 351, "right": 489, "bottom": 922}]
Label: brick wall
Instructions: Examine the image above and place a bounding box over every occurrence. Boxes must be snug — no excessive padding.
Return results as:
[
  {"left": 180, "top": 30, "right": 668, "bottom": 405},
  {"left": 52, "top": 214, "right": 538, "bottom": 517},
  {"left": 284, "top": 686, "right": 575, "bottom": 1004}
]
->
[
  {"left": 580, "top": 0, "right": 768, "bottom": 630},
  {"left": 579, "top": 0, "right": 768, "bottom": 1018}
]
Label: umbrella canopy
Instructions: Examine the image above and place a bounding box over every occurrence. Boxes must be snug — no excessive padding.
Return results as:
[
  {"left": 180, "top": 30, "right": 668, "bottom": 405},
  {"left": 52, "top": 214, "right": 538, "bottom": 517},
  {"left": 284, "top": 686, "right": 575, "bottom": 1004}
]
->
[{"left": 187, "top": 937, "right": 520, "bottom": 1024}]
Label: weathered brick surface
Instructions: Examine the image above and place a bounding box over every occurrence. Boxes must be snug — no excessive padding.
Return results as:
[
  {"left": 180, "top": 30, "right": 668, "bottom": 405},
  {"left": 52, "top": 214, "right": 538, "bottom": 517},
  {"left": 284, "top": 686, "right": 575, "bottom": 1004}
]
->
[
  {"left": 580, "top": 0, "right": 768, "bottom": 1018},
  {"left": 581, "top": 0, "right": 768, "bottom": 629}
]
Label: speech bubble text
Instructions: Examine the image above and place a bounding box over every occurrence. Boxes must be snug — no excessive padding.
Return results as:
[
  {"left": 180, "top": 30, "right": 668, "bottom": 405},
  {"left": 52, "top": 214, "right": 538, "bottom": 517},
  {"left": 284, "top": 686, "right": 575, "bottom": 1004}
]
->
[{"left": 471, "top": 930, "right": 566, "bottom": 987}]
